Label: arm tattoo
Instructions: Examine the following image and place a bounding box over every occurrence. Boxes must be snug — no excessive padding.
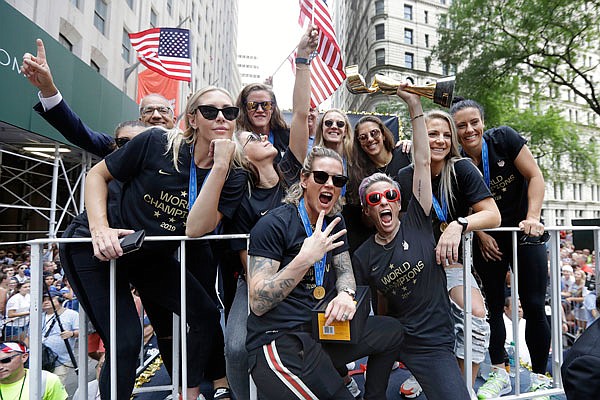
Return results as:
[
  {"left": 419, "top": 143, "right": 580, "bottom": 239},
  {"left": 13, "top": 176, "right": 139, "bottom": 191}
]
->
[
  {"left": 417, "top": 179, "right": 422, "bottom": 202},
  {"left": 333, "top": 251, "right": 356, "bottom": 292},
  {"left": 249, "top": 256, "right": 299, "bottom": 315}
]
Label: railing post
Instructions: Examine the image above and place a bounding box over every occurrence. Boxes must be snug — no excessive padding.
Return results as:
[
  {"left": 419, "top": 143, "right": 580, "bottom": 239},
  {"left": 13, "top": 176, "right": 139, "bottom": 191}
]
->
[
  {"left": 549, "top": 229, "right": 563, "bottom": 388},
  {"left": 29, "top": 242, "right": 44, "bottom": 399},
  {"left": 462, "top": 232, "right": 473, "bottom": 390},
  {"left": 110, "top": 259, "right": 117, "bottom": 399},
  {"left": 48, "top": 145, "right": 60, "bottom": 238},
  {"left": 510, "top": 231, "right": 521, "bottom": 394},
  {"left": 180, "top": 240, "right": 188, "bottom": 400}
]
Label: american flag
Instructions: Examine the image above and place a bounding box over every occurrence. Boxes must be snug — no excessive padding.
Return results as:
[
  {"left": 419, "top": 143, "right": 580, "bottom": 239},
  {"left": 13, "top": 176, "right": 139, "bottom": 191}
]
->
[
  {"left": 297, "top": 0, "right": 346, "bottom": 106},
  {"left": 129, "top": 28, "right": 192, "bottom": 82}
]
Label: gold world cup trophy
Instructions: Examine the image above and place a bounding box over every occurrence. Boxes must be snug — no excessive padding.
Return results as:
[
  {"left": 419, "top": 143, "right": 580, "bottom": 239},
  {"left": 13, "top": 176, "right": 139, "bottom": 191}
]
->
[{"left": 345, "top": 65, "right": 455, "bottom": 108}]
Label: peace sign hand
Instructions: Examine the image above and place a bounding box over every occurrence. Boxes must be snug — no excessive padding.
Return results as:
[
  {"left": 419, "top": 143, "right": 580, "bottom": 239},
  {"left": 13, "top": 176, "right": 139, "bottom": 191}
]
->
[{"left": 299, "top": 211, "right": 347, "bottom": 266}]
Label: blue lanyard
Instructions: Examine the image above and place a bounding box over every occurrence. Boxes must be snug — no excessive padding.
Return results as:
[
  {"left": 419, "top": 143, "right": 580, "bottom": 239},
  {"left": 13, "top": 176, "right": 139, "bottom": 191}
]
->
[
  {"left": 341, "top": 157, "right": 347, "bottom": 197},
  {"left": 297, "top": 198, "right": 327, "bottom": 287},
  {"left": 188, "top": 143, "right": 210, "bottom": 210},
  {"left": 432, "top": 193, "right": 448, "bottom": 223},
  {"left": 481, "top": 139, "right": 490, "bottom": 188},
  {"left": 268, "top": 130, "right": 274, "bottom": 145}
]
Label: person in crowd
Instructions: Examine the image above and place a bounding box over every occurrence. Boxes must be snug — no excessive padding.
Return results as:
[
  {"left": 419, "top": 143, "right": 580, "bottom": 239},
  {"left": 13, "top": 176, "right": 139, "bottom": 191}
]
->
[
  {"left": 6, "top": 277, "right": 18, "bottom": 299},
  {"left": 60, "top": 86, "right": 247, "bottom": 399},
  {"left": 221, "top": 25, "right": 316, "bottom": 400},
  {"left": 41, "top": 288, "right": 79, "bottom": 384},
  {"left": 21, "top": 39, "right": 175, "bottom": 157},
  {"left": 13, "top": 264, "right": 28, "bottom": 284},
  {"left": 450, "top": 99, "right": 551, "bottom": 398},
  {"left": 344, "top": 116, "right": 412, "bottom": 255},
  {"left": 354, "top": 86, "right": 471, "bottom": 400},
  {"left": 0, "top": 272, "right": 8, "bottom": 318},
  {"left": 0, "top": 341, "right": 68, "bottom": 400},
  {"left": 5, "top": 281, "right": 30, "bottom": 343},
  {"left": 566, "top": 269, "right": 588, "bottom": 332},
  {"left": 395, "top": 109, "right": 500, "bottom": 397},
  {"left": 503, "top": 297, "right": 531, "bottom": 366},
  {"left": 2, "top": 266, "right": 14, "bottom": 280},
  {"left": 0, "top": 250, "right": 14, "bottom": 266},
  {"left": 561, "top": 294, "right": 600, "bottom": 399},
  {"left": 246, "top": 146, "right": 403, "bottom": 399}
]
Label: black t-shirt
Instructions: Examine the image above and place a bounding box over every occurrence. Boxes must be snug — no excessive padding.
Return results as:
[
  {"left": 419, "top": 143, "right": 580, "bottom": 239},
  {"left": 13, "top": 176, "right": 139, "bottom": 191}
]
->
[
  {"left": 100, "top": 128, "right": 247, "bottom": 239},
  {"left": 353, "top": 199, "right": 453, "bottom": 345},
  {"left": 228, "top": 150, "right": 303, "bottom": 252},
  {"left": 271, "top": 127, "right": 291, "bottom": 164},
  {"left": 379, "top": 147, "right": 411, "bottom": 177},
  {"left": 397, "top": 158, "right": 492, "bottom": 242},
  {"left": 464, "top": 126, "right": 527, "bottom": 227},
  {"left": 246, "top": 203, "right": 349, "bottom": 350}
]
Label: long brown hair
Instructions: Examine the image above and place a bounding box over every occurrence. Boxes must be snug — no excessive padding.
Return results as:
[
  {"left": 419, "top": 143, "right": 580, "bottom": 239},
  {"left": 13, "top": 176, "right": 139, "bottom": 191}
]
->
[{"left": 235, "top": 83, "right": 288, "bottom": 132}]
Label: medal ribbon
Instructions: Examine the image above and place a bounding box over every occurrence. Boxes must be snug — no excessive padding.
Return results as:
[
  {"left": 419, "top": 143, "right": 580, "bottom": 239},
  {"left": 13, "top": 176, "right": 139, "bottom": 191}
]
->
[
  {"left": 432, "top": 193, "right": 448, "bottom": 223},
  {"left": 297, "top": 198, "right": 327, "bottom": 288},
  {"left": 481, "top": 139, "right": 490, "bottom": 188},
  {"left": 188, "top": 143, "right": 212, "bottom": 210},
  {"left": 341, "top": 157, "right": 347, "bottom": 197}
]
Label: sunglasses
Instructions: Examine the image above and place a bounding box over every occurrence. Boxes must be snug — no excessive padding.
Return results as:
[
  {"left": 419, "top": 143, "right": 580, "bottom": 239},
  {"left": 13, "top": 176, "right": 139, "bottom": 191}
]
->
[
  {"left": 196, "top": 105, "right": 239, "bottom": 121},
  {"left": 357, "top": 129, "right": 382, "bottom": 143},
  {"left": 115, "top": 137, "right": 130, "bottom": 148},
  {"left": 245, "top": 101, "right": 274, "bottom": 112},
  {"left": 0, "top": 354, "right": 22, "bottom": 364},
  {"left": 324, "top": 119, "right": 346, "bottom": 129},
  {"left": 365, "top": 188, "right": 400, "bottom": 206},
  {"left": 140, "top": 106, "right": 173, "bottom": 116},
  {"left": 311, "top": 171, "right": 348, "bottom": 188},
  {"left": 243, "top": 132, "right": 262, "bottom": 149}
]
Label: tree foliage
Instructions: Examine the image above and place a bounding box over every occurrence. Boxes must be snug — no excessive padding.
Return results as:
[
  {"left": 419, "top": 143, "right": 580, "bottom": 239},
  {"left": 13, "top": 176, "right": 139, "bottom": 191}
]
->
[{"left": 434, "top": 0, "right": 599, "bottom": 178}]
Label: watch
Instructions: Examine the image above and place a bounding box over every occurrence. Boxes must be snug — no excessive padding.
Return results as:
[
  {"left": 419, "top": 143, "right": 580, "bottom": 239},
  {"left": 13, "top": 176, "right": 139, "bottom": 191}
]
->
[
  {"left": 457, "top": 217, "right": 469, "bottom": 233},
  {"left": 295, "top": 57, "right": 311, "bottom": 65},
  {"left": 340, "top": 287, "right": 356, "bottom": 300}
]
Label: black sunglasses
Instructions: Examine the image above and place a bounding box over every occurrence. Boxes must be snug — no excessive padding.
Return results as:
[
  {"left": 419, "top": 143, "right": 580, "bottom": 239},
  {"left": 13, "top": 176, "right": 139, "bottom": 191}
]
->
[
  {"left": 243, "top": 132, "right": 262, "bottom": 148},
  {"left": 245, "top": 101, "right": 274, "bottom": 112},
  {"left": 366, "top": 188, "right": 400, "bottom": 206},
  {"left": 0, "top": 354, "right": 21, "bottom": 364},
  {"left": 115, "top": 137, "right": 130, "bottom": 148},
  {"left": 196, "top": 105, "right": 239, "bottom": 121},
  {"left": 324, "top": 119, "right": 346, "bottom": 129},
  {"left": 311, "top": 171, "right": 348, "bottom": 188}
]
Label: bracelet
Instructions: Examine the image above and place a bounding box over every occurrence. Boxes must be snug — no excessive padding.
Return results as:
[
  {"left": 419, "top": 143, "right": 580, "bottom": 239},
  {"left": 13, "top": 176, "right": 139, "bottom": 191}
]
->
[
  {"left": 410, "top": 114, "right": 424, "bottom": 121},
  {"left": 295, "top": 57, "right": 310, "bottom": 65}
]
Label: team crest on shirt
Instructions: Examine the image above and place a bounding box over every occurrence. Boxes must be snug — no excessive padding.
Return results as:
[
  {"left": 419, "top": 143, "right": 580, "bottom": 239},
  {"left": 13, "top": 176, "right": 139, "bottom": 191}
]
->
[
  {"left": 402, "top": 240, "right": 409, "bottom": 250},
  {"left": 497, "top": 160, "right": 505, "bottom": 167}
]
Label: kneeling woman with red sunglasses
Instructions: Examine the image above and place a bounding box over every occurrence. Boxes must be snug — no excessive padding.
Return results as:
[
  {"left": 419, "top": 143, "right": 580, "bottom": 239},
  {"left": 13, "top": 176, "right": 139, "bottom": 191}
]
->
[{"left": 353, "top": 85, "right": 471, "bottom": 400}]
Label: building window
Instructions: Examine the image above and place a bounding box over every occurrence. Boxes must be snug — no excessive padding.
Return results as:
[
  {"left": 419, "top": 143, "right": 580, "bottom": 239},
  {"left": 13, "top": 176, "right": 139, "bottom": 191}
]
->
[
  {"left": 122, "top": 29, "right": 131, "bottom": 62},
  {"left": 375, "top": 0, "right": 384, "bottom": 15},
  {"left": 424, "top": 10, "right": 429, "bottom": 24},
  {"left": 58, "top": 34, "right": 73, "bottom": 52},
  {"left": 71, "top": 0, "right": 81, "bottom": 9},
  {"left": 405, "top": 53, "right": 414, "bottom": 69},
  {"left": 90, "top": 59, "right": 100, "bottom": 73},
  {"left": 126, "top": 0, "right": 134, "bottom": 9},
  {"left": 167, "top": 0, "right": 173, "bottom": 15},
  {"left": 404, "top": 5, "right": 413, "bottom": 20},
  {"left": 404, "top": 29, "right": 413, "bottom": 45},
  {"left": 150, "top": 8, "right": 158, "bottom": 28},
  {"left": 425, "top": 57, "right": 431, "bottom": 72},
  {"left": 94, "top": 0, "right": 108, "bottom": 35},
  {"left": 442, "top": 64, "right": 449, "bottom": 75},
  {"left": 425, "top": 34, "right": 430, "bottom": 48},
  {"left": 375, "top": 24, "right": 385, "bottom": 40},
  {"left": 375, "top": 49, "right": 385, "bottom": 66},
  {"left": 440, "top": 0, "right": 446, "bottom": 4}
]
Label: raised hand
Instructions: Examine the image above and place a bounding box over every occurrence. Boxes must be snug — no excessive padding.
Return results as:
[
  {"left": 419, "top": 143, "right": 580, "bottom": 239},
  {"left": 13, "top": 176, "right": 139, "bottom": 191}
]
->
[
  {"left": 21, "top": 39, "right": 58, "bottom": 97},
  {"left": 299, "top": 211, "right": 347, "bottom": 266}
]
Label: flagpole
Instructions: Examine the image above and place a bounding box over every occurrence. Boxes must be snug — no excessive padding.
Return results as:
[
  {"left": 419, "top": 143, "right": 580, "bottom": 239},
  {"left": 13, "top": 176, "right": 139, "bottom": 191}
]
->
[{"left": 269, "top": 46, "right": 299, "bottom": 80}]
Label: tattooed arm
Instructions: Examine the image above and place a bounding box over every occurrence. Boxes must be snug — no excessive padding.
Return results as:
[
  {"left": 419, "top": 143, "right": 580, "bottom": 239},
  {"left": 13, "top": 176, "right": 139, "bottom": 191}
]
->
[
  {"left": 396, "top": 84, "right": 432, "bottom": 215},
  {"left": 248, "top": 255, "right": 313, "bottom": 316},
  {"left": 324, "top": 250, "right": 357, "bottom": 325}
]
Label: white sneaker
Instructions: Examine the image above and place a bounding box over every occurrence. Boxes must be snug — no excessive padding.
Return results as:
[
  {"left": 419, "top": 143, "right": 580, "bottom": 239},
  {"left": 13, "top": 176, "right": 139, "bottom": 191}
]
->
[
  {"left": 400, "top": 374, "right": 423, "bottom": 398},
  {"left": 477, "top": 367, "right": 511, "bottom": 399},
  {"left": 346, "top": 377, "right": 361, "bottom": 399},
  {"left": 528, "top": 373, "right": 552, "bottom": 400}
]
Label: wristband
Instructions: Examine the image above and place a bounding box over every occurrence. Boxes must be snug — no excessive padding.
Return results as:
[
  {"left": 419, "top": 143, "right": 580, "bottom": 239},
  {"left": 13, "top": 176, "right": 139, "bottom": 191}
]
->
[
  {"left": 295, "top": 57, "right": 311, "bottom": 65},
  {"left": 411, "top": 114, "right": 424, "bottom": 121}
]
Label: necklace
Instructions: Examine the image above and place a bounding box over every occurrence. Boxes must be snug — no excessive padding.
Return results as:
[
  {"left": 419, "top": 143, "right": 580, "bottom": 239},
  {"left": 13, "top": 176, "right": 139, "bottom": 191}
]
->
[{"left": 0, "top": 369, "right": 27, "bottom": 400}]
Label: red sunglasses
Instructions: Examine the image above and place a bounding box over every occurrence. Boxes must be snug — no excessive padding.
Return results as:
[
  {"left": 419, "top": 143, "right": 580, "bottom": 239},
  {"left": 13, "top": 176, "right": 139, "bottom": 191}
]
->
[{"left": 365, "top": 188, "right": 400, "bottom": 206}]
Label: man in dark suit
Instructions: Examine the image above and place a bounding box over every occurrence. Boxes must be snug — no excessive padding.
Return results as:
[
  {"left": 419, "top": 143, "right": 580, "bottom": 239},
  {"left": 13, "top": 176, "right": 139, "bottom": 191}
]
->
[
  {"left": 21, "top": 39, "right": 175, "bottom": 157},
  {"left": 561, "top": 294, "right": 600, "bottom": 399}
]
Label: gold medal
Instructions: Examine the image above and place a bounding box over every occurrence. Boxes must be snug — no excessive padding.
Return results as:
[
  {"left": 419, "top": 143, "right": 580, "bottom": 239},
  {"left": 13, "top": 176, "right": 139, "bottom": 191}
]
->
[
  {"left": 314, "top": 286, "right": 326, "bottom": 300},
  {"left": 440, "top": 222, "right": 448, "bottom": 232}
]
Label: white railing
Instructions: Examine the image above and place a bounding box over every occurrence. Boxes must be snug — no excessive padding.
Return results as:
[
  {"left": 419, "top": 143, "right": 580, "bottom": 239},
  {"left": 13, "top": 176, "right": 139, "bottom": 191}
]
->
[{"left": 24, "top": 226, "right": 600, "bottom": 399}]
